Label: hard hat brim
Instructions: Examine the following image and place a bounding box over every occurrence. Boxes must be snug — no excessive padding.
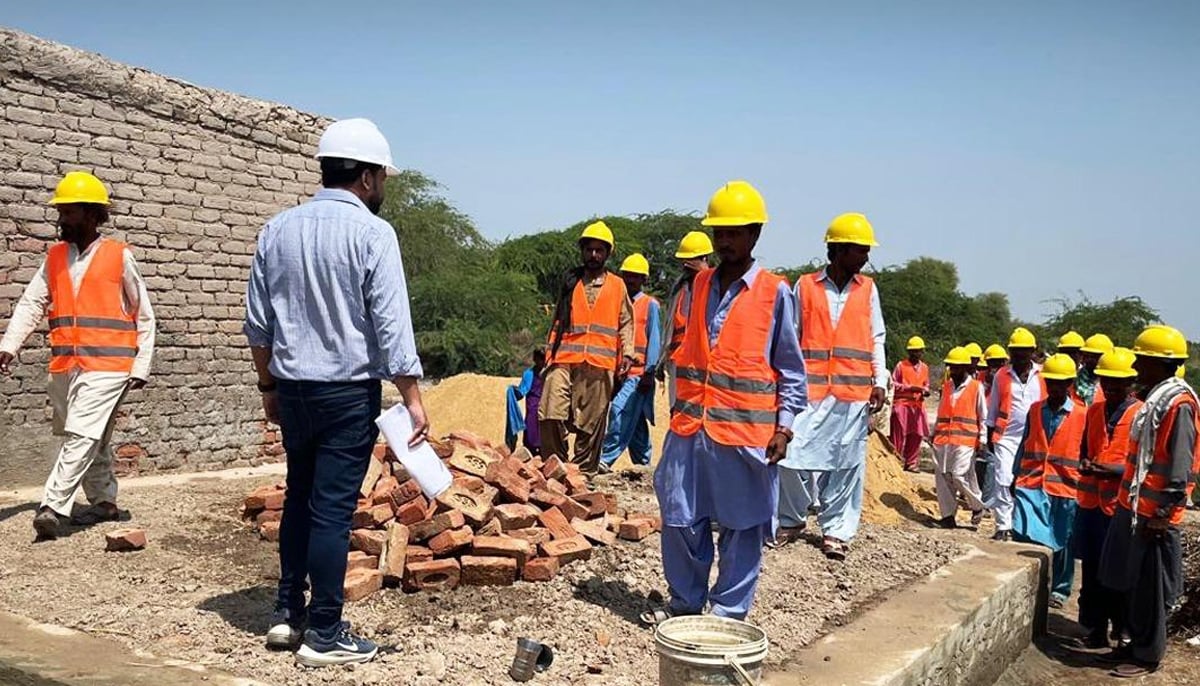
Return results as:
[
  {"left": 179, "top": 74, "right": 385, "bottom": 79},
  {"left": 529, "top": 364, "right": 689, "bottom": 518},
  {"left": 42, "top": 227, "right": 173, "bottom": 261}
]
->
[
  {"left": 675, "top": 249, "right": 713, "bottom": 259},
  {"left": 48, "top": 197, "right": 110, "bottom": 206},
  {"left": 701, "top": 217, "right": 766, "bottom": 227},
  {"left": 825, "top": 237, "right": 879, "bottom": 247},
  {"left": 1040, "top": 373, "right": 1075, "bottom": 381},
  {"left": 1007, "top": 344, "right": 1036, "bottom": 350},
  {"left": 906, "top": 346, "right": 925, "bottom": 350},
  {"left": 1094, "top": 369, "right": 1137, "bottom": 379},
  {"left": 620, "top": 269, "right": 649, "bottom": 276},
  {"left": 1080, "top": 346, "right": 1110, "bottom": 354}
]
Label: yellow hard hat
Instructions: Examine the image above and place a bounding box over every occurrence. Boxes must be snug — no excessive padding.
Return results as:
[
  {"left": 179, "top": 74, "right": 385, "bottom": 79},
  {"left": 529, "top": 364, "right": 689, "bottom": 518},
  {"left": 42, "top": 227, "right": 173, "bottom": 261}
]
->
[
  {"left": 984, "top": 343, "right": 1010, "bottom": 361},
  {"left": 1080, "top": 333, "right": 1115, "bottom": 355},
  {"left": 906, "top": 336, "right": 926, "bottom": 350},
  {"left": 1041, "top": 353, "right": 1078, "bottom": 380},
  {"left": 964, "top": 342, "right": 984, "bottom": 359},
  {"left": 1177, "top": 364, "right": 1187, "bottom": 379},
  {"left": 579, "top": 221, "right": 614, "bottom": 248},
  {"left": 49, "top": 171, "right": 110, "bottom": 205},
  {"left": 619, "top": 253, "right": 650, "bottom": 276},
  {"left": 1132, "top": 325, "right": 1188, "bottom": 360},
  {"left": 944, "top": 346, "right": 973, "bottom": 366},
  {"left": 1057, "top": 331, "right": 1086, "bottom": 350},
  {"left": 1008, "top": 327, "right": 1037, "bottom": 349},
  {"left": 701, "top": 180, "right": 768, "bottom": 227},
  {"left": 824, "top": 212, "right": 878, "bottom": 246},
  {"left": 675, "top": 231, "right": 714, "bottom": 259},
  {"left": 1094, "top": 347, "right": 1137, "bottom": 379}
]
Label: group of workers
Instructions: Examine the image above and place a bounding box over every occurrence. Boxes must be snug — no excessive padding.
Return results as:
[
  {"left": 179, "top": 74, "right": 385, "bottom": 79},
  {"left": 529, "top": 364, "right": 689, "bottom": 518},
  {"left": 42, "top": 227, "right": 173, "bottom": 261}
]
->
[{"left": 890, "top": 327, "right": 1196, "bottom": 677}]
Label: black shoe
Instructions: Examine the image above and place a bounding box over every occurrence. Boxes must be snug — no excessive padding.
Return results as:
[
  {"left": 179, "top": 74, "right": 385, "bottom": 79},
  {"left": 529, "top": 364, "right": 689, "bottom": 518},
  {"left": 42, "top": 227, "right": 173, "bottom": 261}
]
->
[
  {"left": 991, "top": 529, "right": 1012, "bottom": 542},
  {"left": 936, "top": 516, "right": 958, "bottom": 529},
  {"left": 32, "top": 508, "right": 68, "bottom": 540}
]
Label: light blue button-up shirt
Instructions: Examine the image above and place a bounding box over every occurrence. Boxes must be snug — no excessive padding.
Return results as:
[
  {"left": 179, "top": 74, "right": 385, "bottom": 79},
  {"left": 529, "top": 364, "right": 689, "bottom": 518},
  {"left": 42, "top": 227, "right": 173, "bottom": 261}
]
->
[{"left": 243, "top": 188, "right": 424, "bottom": 382}]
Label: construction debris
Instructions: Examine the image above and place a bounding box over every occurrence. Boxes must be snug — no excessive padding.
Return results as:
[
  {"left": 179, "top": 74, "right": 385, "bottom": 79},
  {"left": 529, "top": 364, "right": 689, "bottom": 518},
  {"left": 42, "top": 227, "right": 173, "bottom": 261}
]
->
[
  {"left": 240, "top": 434, "right": 659, "bottom": 602},
  {"left": 104, "top": 528, "right": 147, "bottom": 552}
]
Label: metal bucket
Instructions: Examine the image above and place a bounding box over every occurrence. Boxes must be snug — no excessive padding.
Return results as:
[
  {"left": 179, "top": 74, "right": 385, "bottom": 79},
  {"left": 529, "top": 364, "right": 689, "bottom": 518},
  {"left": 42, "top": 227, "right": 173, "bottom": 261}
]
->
[{"left": 654, "top": 615, "right": 769, "bottom": 686}]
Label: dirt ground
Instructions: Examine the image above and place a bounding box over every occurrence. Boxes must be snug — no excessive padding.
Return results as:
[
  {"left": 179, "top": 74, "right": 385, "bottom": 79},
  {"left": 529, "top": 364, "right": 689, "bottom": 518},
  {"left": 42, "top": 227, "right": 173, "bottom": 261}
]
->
[{"left": 0, "top": 467, "right": 961, "bottom": 686}]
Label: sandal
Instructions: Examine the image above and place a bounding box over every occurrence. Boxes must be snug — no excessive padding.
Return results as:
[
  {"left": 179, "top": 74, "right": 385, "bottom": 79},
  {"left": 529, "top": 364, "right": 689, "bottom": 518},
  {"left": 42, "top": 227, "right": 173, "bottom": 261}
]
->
[
  {"left": 766, "top": 525, "right": 806, "bottom": 549},
  {"left": 821, "top": 537, "right": 847, "bottom": 561},
  {"left": 71, "top": 505, "right": 124, "bottom": 526},
  {"left": 639, "top": 608, "right": 676, "bottom": 627},
  {"left": 1110, "top": 662, "right": 1157, "bottom": 678}
]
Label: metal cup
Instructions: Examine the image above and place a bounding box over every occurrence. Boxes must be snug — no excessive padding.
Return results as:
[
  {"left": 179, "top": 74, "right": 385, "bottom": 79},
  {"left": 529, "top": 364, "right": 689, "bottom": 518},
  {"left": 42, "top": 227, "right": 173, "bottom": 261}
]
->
[{"left": 509, "top": 638, "right": 554, "bottom": 682}]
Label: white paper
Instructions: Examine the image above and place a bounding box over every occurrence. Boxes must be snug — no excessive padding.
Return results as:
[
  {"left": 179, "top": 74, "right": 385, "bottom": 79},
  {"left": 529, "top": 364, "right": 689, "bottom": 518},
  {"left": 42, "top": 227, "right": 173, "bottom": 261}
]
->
[{"left": 375, "top": 404, "right": 451, "bottom": 500}]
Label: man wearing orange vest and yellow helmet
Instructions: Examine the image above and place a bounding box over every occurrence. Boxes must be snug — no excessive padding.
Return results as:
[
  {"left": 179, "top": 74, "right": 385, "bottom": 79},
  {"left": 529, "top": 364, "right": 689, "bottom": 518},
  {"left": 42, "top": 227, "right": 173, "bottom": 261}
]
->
[
  {"left": 540, "top": 221, "right": 635, "bottom": 475},
  {"left": 1074, "top": 333, "right": 1114, "bottom": 406},
  {"left": 655, "top": 231, "right": 714, "bottom": 411},
  {"left": 1012, "top": 353, "right": 1086, "bottom": 608},
  {"left": 1098, "top": 325, "right": 1198, "bottom": 678},
  {"left": 647, "top": 180, "right": 805, "bottom": 624},
  {"left": 0, "top": 172, "right": 156, "bottom": 540},
  {"left": 599, "top": 253, "right": 660, "bottom": 470},
  {"left": 931, "top": 347, "right": 987, "bottom": 528},
  {"left": 986, "top": 327, "right": 1046, "bottom": 541},
  {"left": 777, "top": 212, "right": 887, "bottom": 561}
]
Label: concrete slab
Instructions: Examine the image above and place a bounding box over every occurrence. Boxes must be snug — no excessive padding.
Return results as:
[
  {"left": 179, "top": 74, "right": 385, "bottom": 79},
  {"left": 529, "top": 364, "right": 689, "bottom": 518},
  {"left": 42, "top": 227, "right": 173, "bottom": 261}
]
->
[{"left": 765, "top": 540, "right": 1050, "bottom": 686}]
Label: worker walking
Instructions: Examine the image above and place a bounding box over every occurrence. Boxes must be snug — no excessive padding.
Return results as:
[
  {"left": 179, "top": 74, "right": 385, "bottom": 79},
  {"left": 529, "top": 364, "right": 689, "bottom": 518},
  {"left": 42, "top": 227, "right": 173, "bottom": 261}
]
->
[
  {"left": 1099, "top": 325, "right": 1198, "bottom": 678},
  {"left": 777, "top": 212, "right": 887, "bottom": 560},
  {"left": 986, "top": 327, "right": 1046, "bottom": 541},
  {"left": 1012, "top": 354, "right": 1086, "bottom": 607},
  {"left": 0, "top": 172, "right": 155, "bottom": 541},
  {"left": 981, "top": 344, "right": 1009, "bottom": 397},
  {"left": 976, "top": 343, "right": 1010, "bottom": 500},
  {"left": 655, "top": 231, "right": 714, "bottom": 410},
  {"left": 890, "top": 336, "right": 930, "bottom": 472},
  {"left": 600, "top": 254, "right": 661, "bottom": 470},
  {"left": 1074, "top": 347, "right": 1140, "bottom": 649},
  {"left": 244, "top": 119, "right": 429, "bottom": 666},
  {"left": 541, "top": 222, "right": 635, "bottom": 474},
  {"left": 648, "top": 180, "right": 806, "bottom": 623},
  {"left": 931, "top": 347, "right": 987, "bottom": 528},
  {"left": 1074, "top": 333, "right": 1114, "bottom": 406}
]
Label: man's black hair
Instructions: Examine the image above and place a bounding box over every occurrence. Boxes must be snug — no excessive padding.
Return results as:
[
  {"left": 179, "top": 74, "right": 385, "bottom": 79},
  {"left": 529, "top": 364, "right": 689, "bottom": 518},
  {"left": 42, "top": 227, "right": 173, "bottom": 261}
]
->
[{"left": 320, "top": 157, "right": 383, "bottom": 188}]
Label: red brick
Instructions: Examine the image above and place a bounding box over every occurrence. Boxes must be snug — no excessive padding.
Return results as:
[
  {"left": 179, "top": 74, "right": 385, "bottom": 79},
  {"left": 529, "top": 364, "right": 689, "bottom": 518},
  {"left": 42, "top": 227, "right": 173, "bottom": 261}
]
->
[
  {"left": 408, "top": 510, "right": 465, "bottom": 541},
  {"left": 350, "top": 528, "right": 388, "bottom": 556},
  {"left": 559, "top": 497, "right": 590, "bottom": 523},
  {"left": 511, "top": 446, "right": 533, "bottom": 462},
  {"left": 540, "top": 536, "right": 593, "bottom": 565},
  {"left": 428, "top": 526, "right": 474, "bottom": 555},
  {"left": 506, "top": 528, "right": 550, "bottom": 548},
  {"left": 391, "top": 461, "right": 410, "bottom": 483},
  {"left": 435, "top": 486, "right": 494, "bottom": 525},
  {"left": 394, "top": 495, "right": 429, "bottom": 526},
  {"left": 460, "top": 555, "right": 518, "bottom": 586},
  {"left": 449, "top": 430, "right": 490, "bottom": 450},
  {"left": 403, "top": 558, "right": 461, "bottom": 592},
  {"left": 607, "top": 516, "right": 625, "bottom": 533},
  {"left": 572, "top": 493, "right": 610, "bottom": 518},
  {"left": 541, "top": 455, "right": 567, "bottom": 480},
  {"left": 389, "top": 478, "right": 423, "bottom": 507},
  {"left": 564, "top": 472, "right": 589, "bottom": 495},
  {"left": 382, "top": 522, "right": 409, "bottom": 580},
  {"left": 537, "top": 507, "right": 578, "bottom": 541},
  {"left": 449, "top": 447, "right": 497, "bottom": 477},
  {"left": 255, "top": 509, "right": 281, "bottom": 526},
  {"left": 359, "top": 455, "right": 385, "bottom": 498},
  {"left": 369, "top": 475, "right": 399, "bottom": 505},
  {"left": 518, "top": 463, "right": 548, "bottom": 490},
  {"left": 347, "top": 550, "right": 379, "bottom": 573},
  {"left": 494, "top": 503, "right": 540, "bottom": 530},
  {"left": 602, "top": 493, "right": 621, "bottom": 515},
  {"left": 352, "top": 503, "right": 394, "bottom": 529},
  {"left": 528, "top": 456, "right": 544, "bottom": 473},
  {"left": 261, "top": 490, "right": 285, "bottom": 511},
  {"left": 522, "top": 556, "right": 559, "bottom": 582},
  {"left": 618, "top": 519, "right": 654, "bottom": 541},
  {"left": 627, "top": 513, "right": 663, "bottom": 532},
  {"left": 472, "top": 535, "right": 533, "bottom": 567},
  {"left": 428, "top": 436, "right": 454, "bottom": 459},
  {"left": 243, "top": 485, "right": 277, "bottom": 511},
  {"left": 530, "top": 488, "right": 568, "bottom": 510},
  {"left": 545, "top": 480, "right": 568, "bottom": 496},
  {"left": 406, "top": 545, "right": 433, "bottom": 563},
  {"left": 259, "top": 521, "right": 281, "bottom": 542},
  {"left": 344, "top": 568, "right": 383, "bottom": 602},
  {"left": 564, "top": 462, "right": 582, "bottom": 477},
  {"left": 572, "top": 517, "right": 617, "bottom": 546},
  {"left": 485, "top": 460, "right": 531, "bottom": 503},
  {"left": 452, "top": 474, "right": 486, "bottom": 493},
  {"left": 477, "top": 517, "right": 503, "bottom": 537},
  {"left": 104, "top": 528, "right": 147, "bottom": 552}
]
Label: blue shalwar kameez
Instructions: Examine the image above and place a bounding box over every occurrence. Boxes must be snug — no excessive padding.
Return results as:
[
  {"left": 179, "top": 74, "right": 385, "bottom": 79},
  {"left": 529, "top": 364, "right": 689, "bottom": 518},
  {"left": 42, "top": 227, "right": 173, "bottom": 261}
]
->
[
  {"left": 1013, "top": 398, "right": 1079, "bottom": 599},
  {"left": 601, "top": 292, "right": 661, "bottom": 466},
  {"left": 654, "top": 262, "right": 807, "bottom": 619}
]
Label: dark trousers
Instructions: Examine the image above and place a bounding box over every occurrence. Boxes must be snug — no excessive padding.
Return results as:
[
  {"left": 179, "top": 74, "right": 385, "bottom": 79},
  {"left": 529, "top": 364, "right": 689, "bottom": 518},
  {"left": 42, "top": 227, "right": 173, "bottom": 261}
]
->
[
  {"left": 1098, "top": 506, "right": 1184, "bottom": 666},
  {"left": 1074, "top": 506, "right": 1124, "bottom": 635},
  {"left": 274, "top": 379, "right": 381, "bottom": 641}
]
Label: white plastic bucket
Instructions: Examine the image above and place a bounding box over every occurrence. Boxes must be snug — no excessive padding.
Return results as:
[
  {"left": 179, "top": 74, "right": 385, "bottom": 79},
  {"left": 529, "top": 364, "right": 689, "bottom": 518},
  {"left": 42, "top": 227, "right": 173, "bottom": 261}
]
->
[{"left": 654, "top": 615, "right": 769, "bottom": 686}]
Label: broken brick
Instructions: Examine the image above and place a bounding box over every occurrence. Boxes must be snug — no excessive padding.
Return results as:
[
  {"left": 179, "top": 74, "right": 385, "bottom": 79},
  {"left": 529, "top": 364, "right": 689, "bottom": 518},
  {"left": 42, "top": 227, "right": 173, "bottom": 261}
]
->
[
  {"left": 522, "top": 556, "right": 559, "bottom": 582},
  {"left": 484, "top": 460, "right": 531, "bottom": 503},
  {"left": 261, "top": 490, "right": 285, "bottom": 511},
  {"left": 627, "top": 513, "right": 663, "bottom": 532},
  {"left": 394, "top": 495, "right": 429, "bottom": 526},
  {"left": 403, "top": 559, "right": 460, "bottom": 592},
  {"left": 435, "top": 486, "right": 493, "bottom": 526},
  {"left": 389, "top": 478, "right": 423, "bottom": 507},
  {"left": 370, "top": 475, "right": 400, "bottom": 505},
  {"left": 428, "top": 526, "right": 474, "bottom": 556},
  {"left": 408, "top": 510, "right": 466, "bottom": 542},
  {"left": 243, "top": 485, "right": 277, "bottom": 511},
  {"left": 350, "top": 528, "right": 388, "bottom": 556},
  {"left": 347, "top": 550, "right": 379, "bottom": 573},
  {"left": 477, "top": 517, "right": 503, "bottom": 537},
  {"left": 540, "top": 536, "right": 593, "bottom": 566},
  {"left": 104, "top": 528, "right": 147, "bottom": 552},
  {"left": 382, "top": 522, "right": 409, "bottom": 580},
  {"left": 559, "top": 497, "right": 590, "bottom": 523},
  {"left": 343, "top": 568, "right": 383, "bottom": 602},
  {"left": 541, "top": 455, "right": 567, "bottom": 480},
  {"left": 255, "top": 509, "right": 281, "bottom": 526},
  {"left": 259, "top": 521, "right": 281, "bottom": 542},
  {"left": 352, "top": 503, "right": 394, "bottom": 529},
  {"left": 572, "top": 517, "right": 617, "bottom": 546},
  {"left": 428, "top": 436, "right": 454, "bottom": 459},
  {"left": 460, "top": 555, "right": 518, "bottom": 586},
  {"left": 544, "top": 480, "right": 568, "bottom": 496},
  {"left": 406, "top": 545, "right": 433, "bottom": 564},
  {"left": 360, "top": 455, "right": 385, "bottom": 498},
  {"left": 564, "top": 472, "right": 589, "bottom": 495},
  {"left": 572, "top": 493, "right": 610, "bottom": 518},
  {"left": 494, "top": 503, "right": 540, "bottom": 531},
  {"left": 511, "top": 446, "right": 533, "bottom": 463},
  {"left": 530, "top": 488, "right": 568, "bottom": 510},
  {"left": 618, "top": 519, "right": 654, "bottom": 541},
  {"left": 472, "top": 535, "right": 533, "bottom": 567},
  {"left": 449, "top": 429, "right": 491, "bottom": 450},
  {"left": 452, "top": 474, "right": 486, "bottom": 493},
  {"left": 372, "top": 443, "right": 387, "bottom": 461},
  {"left": 537, "top": 507, "right": 578, "bottom": 541},
  {"left": 506, "top": 528, "right": 550, "bottom": 548}
]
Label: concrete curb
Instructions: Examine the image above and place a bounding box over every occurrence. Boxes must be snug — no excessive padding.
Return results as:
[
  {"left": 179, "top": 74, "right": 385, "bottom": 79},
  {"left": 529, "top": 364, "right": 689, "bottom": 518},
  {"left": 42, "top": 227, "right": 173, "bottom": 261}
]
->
[{"left": 765, "top": 540, "right": 1050, "bottom": 686}]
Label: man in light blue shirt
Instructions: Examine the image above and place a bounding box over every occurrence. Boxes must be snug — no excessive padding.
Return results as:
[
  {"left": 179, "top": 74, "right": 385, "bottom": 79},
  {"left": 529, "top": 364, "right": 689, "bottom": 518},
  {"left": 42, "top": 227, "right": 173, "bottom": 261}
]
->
[{"left": 243, "top": 118, "right": 427, "bottom": 668}]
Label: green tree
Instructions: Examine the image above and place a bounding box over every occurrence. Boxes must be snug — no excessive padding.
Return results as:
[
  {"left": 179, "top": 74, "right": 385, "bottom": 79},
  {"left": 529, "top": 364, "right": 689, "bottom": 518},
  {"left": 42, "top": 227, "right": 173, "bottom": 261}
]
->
[{"left": 1034, "top": 295, "right": 1160, "bottom": 349}]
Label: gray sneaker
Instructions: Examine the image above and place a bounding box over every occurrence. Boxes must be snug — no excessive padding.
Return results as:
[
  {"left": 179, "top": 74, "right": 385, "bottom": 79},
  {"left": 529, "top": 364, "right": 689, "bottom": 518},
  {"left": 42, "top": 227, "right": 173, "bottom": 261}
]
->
[
  {"left": 33, "top": 508, "right": 66, "bottom": 540},
  {"left": 295, "top": 622, "right": 378, "bottom": 667}
]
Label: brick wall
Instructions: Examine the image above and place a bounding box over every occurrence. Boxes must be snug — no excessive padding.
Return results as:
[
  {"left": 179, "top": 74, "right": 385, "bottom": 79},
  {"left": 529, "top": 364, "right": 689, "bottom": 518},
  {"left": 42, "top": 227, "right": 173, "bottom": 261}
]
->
[{"left": 0, "top": 28, "right": 331, "bottom": 484}]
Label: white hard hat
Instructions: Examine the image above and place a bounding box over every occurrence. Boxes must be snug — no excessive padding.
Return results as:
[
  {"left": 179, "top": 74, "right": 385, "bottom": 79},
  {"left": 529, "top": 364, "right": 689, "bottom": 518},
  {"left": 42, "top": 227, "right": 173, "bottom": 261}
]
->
[{"left": 315, "top": 118, "right": 397, "bottom": 172}]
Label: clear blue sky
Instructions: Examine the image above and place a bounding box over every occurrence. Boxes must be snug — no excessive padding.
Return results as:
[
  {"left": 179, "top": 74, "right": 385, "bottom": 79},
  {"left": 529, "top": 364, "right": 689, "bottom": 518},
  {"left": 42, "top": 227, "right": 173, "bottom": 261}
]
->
[{"left": 7, "top": 1, "right": 1199, "bottom": 338}]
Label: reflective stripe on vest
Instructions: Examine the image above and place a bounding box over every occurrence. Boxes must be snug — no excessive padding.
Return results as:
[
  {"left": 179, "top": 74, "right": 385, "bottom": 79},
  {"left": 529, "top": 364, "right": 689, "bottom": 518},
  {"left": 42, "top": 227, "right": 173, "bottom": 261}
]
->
[
  {"left": 547, "top": 273, "right": 626, "bottom": 371},
  {"left": 46, "top": 239, "right": 138, "bottom": 374},
  {"left": 629, "top": 293, "right": 658, "bottom": 377},
  {"left": 1117, "top": 393, "right": 1200, "bottom": 525},
  {"left": 991, "top": 366, "right": 1047, "bottom": 441},
  {"left": 933, "top": 378, "right": 982, "bottom": 448},
  {"left": 669, "top": 267, "right": 782, "bottom": 447},
  {"left": 894, "top": 360, "right": 930, "bottom": 405},
  {"left": 1014, "top": 400, "right": 1087, "bottom": 498},
  {"left": 1077, "top": 398, "right": 1141, "bottom": 514},
  {"left": 798, "top": 273, "right": 874, "bottom": 402}
]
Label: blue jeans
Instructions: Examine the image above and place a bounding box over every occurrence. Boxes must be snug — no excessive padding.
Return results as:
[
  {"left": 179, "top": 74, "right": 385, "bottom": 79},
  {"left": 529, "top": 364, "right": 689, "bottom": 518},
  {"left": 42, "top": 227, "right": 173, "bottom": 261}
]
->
[{"left": 274, "top": 379, "right": 381, "bottom": 641}]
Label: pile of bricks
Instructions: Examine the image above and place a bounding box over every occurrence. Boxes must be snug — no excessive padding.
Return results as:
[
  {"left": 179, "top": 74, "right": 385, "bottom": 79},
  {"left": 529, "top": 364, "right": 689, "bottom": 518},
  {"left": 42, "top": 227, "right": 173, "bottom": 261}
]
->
[{"left": 240, "top": 430, "right": 661, "bottom": 602}]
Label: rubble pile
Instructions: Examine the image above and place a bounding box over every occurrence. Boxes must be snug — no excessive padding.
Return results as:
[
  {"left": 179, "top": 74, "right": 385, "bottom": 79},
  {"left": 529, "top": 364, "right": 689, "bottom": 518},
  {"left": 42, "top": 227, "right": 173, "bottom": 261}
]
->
[{"left": 241, "top": 430, "right": 659, "bottom": 602}]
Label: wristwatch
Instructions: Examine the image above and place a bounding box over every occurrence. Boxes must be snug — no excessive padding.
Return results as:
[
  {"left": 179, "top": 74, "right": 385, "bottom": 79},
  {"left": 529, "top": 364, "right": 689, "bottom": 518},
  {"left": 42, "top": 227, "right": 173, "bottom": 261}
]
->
[{"left": 256, "top": 380, "right": 277, "bottom": 393}]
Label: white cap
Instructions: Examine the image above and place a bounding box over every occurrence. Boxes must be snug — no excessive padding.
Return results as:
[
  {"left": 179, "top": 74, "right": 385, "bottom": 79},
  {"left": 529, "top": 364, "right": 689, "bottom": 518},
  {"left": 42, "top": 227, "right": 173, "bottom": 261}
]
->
[{"left": 315, "top": 118, "right": 396, "bottom": 172}]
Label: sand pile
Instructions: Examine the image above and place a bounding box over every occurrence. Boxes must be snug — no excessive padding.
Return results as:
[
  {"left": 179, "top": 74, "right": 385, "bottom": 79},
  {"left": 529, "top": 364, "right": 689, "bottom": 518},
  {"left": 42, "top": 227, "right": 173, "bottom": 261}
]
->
[{"left": 862, "top": 428, "right": 939, "bottom": 524}]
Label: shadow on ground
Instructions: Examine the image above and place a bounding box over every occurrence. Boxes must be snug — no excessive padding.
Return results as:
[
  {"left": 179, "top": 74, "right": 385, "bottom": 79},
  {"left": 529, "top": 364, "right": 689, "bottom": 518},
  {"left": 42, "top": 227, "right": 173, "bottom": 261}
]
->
[
  {"left": 571, "top": 576, "right": 650, "bottom": 627},
  {"left": 880, "top": 492, "right": 937, "bottom": 526},
  {"left": 198, "top": 586, "right": 276, "bottom": 635}
]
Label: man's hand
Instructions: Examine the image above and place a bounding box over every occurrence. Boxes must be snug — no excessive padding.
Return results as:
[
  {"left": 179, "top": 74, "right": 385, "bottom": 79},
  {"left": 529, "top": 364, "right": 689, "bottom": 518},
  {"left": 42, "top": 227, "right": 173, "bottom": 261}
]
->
[
  {"left": 0, "top": 351, "right": 13, "bottom": 375},
  {"left": 766, "top": 431, "right": 790, "bottom": 464},
  {"left": 618, "top": 356, "right": 634, "bottom": 378},
  {"left": 126, "top": 378, "right": 147, "bottom": 391},
  {"left": 406, "top": 398, "right": 431, "bottom": 448},
  {"left": 868, "top": 387, "right": 886, "bottom": 413},
  {"left": 637, "top": 374, "right": 654, "bottom": 394},
  {"left": 261, "top": 390, "right": 280, "bottom": 425}
]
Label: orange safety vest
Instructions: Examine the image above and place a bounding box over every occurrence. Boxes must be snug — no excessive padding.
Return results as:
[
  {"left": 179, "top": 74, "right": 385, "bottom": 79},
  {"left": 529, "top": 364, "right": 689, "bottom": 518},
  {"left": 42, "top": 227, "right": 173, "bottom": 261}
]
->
[
  {"left": 670, "top": 267, "right": 782, "bottom": 446},
  {"left": 1077, "top": 398, "right": 1141, "bottom": 515},
  {"left": 629, "top": 293, "right": 659, "bottom": 377},
  {"left": 893, "top": 360, "right": 929, "bottom": 406},
  {"left": 1116, "top": 393, "right": 1200, "bottom": 525},
  {"left": 798, "top": 273, "right": 874, "bottom": 402},
  {"left": 1015, "top": 400, "right": 1087, "bottom": 498},
  {"left": 547, "top": 272, "right": 625, "bottom": 371},
  {"left": 46, "top": 239, "right": 138, "bottom": 374},
  {"left": 933, "top": 378, "right": 982, "bottom": 448},
  {"left": 991, "top": 366, "right": 1047, "bottom": 440}
]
